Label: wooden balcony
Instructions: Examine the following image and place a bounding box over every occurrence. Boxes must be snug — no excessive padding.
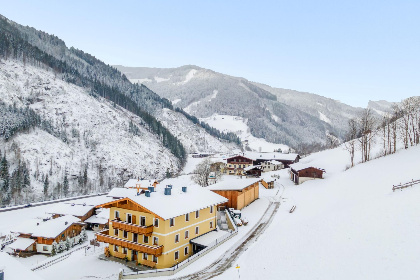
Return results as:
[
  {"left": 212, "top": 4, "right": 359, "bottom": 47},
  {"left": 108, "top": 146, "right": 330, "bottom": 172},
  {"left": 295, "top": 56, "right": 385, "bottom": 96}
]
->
[
  {"left": 111, "top": 220, "right": 153, "bottom": 236},
  {"left": 96, "top": 230, "right": 163, "bottom": 256}
]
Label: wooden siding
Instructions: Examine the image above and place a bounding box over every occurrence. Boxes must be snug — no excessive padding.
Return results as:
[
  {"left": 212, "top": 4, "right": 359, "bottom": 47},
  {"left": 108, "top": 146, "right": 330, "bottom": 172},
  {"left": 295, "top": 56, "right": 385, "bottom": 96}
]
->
[{"left": 211, "top": 182, "right": 259, "bottom": 210}]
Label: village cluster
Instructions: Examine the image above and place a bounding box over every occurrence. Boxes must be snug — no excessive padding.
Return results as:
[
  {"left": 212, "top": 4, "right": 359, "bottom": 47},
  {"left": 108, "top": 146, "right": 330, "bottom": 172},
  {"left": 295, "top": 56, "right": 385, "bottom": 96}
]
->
[{"left": 1, "top": 151, "right": 325, "bottom": 273}]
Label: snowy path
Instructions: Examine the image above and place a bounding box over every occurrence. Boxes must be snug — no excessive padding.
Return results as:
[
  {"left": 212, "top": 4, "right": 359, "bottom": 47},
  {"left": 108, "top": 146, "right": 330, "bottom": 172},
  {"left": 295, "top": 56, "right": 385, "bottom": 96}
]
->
[{"left": 173, "top": 192, "right": 281, "bottom": 280}]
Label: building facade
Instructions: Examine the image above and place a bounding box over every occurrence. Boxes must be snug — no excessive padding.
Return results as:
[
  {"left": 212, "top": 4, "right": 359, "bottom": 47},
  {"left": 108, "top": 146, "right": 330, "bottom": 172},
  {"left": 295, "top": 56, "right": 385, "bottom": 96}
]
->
[
  {"left": 226, "top": 155, "right": 254, "bottom": 175},
  {"left": 96, "top": 185, "right": 227, "bottom": 269}
]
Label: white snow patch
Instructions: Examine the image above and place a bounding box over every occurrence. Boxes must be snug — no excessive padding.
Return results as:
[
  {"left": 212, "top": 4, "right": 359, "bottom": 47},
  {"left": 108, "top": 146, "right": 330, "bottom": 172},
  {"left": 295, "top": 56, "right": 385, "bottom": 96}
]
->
[
  {"left": 172, "top": 98, "right": 182, "bottom": 105},
  {"left": 175, "top": 69, "right": 197, "bottom": 85},
  {"left": 129, "top": 78, "right": 152, "bottom": 84},
  {"left": 154, "top": 76, "right": 170, "bottom": 83},
  {"left": 319, "top": 111, "right": 331, "bottom": 124}
]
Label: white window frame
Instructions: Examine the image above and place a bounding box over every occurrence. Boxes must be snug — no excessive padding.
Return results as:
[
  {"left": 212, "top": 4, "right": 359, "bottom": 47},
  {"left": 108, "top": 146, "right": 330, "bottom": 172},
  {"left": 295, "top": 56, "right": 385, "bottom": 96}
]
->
[
  {"left": 123, "top": 247, "right": 128, "bottom": 254},
  {"left": 127, "top": 213, "right": 132, "bottom": 223},
  {"left": 115, "top": 210, "right": 120, "bottom": 219},
  {"left": 114, "top": 245, "right": 119, "bottom": 252},
  {"left": 195, "top": 210, "right": 199, "bottom": 219},
  {"left": 184, "top": 246, "right": 189, "bottom": 256},
  {"left": 170, "top": 218, "right": 175, "bottom": 227},
  {"left": 175, "top": 234, "right": 180, "bottom": 243},
  {"left": 123, "top": 230, "right": 128, "bottom": 239},
  {"left": 185, "top": 230, "right": 189, "bottom": 239},
  {"left": 195, "top": 226, "right": 199, "bottom": 235},
  {"left": 143, "top": 252, "right": 148, "bottom": 260},
  {"left": 185, "top": 213, "right": 189, "bottom": 222},
  {"left": 144, "top": 235, "right": 149, "bottom": 244},
  {"left": 174, "top": 251, "right": 179, "bottom": 260},
  {"left": 140, "top": 216, "right": 146, "bottom": 226},
  {"left": 114, "top": 228, "right": 119, "bottom": 236},
  {"left": 153, "top": 236, "right": 159, "bottom": 246},
  {"left": 154, "top": 218, "right": 159, "bottom": 228},
  {"left": 153, "top": 255, "right": 158, "bottom": 263}
]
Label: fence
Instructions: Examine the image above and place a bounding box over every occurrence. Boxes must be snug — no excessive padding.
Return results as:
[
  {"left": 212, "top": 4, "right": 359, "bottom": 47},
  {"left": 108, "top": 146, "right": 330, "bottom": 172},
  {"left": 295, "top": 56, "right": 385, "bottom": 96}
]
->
[
  {"left": 392, "top": 179, "right": 420, "bottom": 192},
  {"left": 121, "top": 210, "right": 238, "bottom": 279},
  {"left": 31, "top": 244, "right": 88, "bottom": 271}
]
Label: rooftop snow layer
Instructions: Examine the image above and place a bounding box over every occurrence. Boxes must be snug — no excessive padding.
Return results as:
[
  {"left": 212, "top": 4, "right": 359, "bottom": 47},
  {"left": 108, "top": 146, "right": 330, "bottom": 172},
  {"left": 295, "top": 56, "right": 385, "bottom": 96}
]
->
[
  {"left": 290, "top": 162, "right": 325, "bottom": 172},
  {"left": 207, "top": 177, "right": 262, "bottom": 191},
  {"left": 124, "top": 179, "right": 159, "bottom": 189},
  {"left": 190, "top": 230, "right": 230, "bottom": 247},
  {"left": 8, "top": 237, "right": 35, "bottom": 250},
  {"left": 48, "top": 203, "right": 94, "bottom": 217},
  {"left": 104, "top": 185, "right": 227, "bottom": 220},
  {"left": 12, "top": 215, "right": 81, "bottom": 238},
  {"left": 245, "top": 152, "right": 299, "bottom": 161}
]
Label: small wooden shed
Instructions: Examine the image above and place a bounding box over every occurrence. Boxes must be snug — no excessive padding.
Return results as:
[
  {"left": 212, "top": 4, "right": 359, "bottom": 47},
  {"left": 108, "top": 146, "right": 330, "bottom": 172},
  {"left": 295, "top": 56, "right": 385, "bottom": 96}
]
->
[
  {"left": 290, "top": 164, "right": 325, "bottom": 185},
  {"left": 208, "top": 177, "right": 261, "bottom": 210}
]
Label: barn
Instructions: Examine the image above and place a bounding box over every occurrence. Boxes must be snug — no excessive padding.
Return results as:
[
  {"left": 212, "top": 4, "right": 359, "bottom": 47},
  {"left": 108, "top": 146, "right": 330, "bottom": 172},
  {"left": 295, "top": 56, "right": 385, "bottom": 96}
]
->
[
  {"left": 208, "top": 177, "right": 261, "bottom": 210},
  {"left": 290, "top": 163, "right": 325, "bottom": 185}
]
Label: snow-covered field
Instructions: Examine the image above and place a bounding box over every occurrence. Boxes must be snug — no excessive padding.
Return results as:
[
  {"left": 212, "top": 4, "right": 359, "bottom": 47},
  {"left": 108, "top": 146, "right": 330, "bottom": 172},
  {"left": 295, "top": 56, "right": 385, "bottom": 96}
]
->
[
  {"left": 200, "top": 114, "right": 290, "bottom": 152},
  {"left": 210, "top": 145, "right": 420, "bottom": 280}
]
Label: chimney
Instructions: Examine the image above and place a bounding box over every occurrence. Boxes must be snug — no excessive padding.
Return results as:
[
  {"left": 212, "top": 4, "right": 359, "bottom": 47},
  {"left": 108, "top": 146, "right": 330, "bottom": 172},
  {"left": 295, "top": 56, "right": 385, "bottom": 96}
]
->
[
  {"left": 148, "top": 186, "right": 154, "bottom": 193},
  {"left": 182, "top": 186, "right": 187, "bottom": 193},
  {"left": 164, "top": 187, "right": 172, "bottom": 196},
  {"left": 145, "top": 190, "right": 151, "bottom": 197},
  {"left": 65, "top": 221, "right": 68, "bottom": 225}
]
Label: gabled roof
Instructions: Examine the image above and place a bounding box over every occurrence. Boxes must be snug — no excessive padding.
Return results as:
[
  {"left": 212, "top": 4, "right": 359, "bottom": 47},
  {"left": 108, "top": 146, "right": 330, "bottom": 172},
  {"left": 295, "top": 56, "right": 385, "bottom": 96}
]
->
[
  {"left": 48, "top": 203, "right": 94, "bottom": 217},
  {"left": 290, "top": 162, "right": 325, "bottom": 172},
  {"left": 207, "top": 177, "right": 262, "bottom": 191},
  {"left": 244, "top": 165, "right": 262, "bottom": 171},
  {"left": 8, "top": 237, "right": 35, "bottom": 250},
  {"left": 226, "top": 155, "right": 254, "bottom": 162},
  {"left": 99, "top": 185, "right": 228, "bottom": 220}
]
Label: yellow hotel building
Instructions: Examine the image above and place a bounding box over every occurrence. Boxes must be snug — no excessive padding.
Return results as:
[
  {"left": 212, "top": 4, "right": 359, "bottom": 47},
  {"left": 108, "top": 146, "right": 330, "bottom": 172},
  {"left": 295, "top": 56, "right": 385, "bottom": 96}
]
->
[{"left": 96, "top": 184, "right": 227, "bottom": 269}]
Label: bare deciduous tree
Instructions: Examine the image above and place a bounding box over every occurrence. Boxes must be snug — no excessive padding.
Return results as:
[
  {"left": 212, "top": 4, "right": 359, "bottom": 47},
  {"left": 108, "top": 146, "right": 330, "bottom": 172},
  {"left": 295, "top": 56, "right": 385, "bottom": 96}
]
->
[
  {"left": 344, "top": 118, "right": 358, "bottom": 167},
  {"left": 357, "top": 108, "right": 376, "bottom": 163},
  {"left": 191, "top": 158, "right": 212, "bottom": 187}
]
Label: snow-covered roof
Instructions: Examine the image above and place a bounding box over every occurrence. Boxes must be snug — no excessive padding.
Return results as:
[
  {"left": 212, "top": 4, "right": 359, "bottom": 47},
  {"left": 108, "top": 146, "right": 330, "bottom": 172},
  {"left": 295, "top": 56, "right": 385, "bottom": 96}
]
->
[
  {"left": 269, "top": 160, "right": 282, "bottom": 165},
  {"left": 102, "top": 185, "right": 228, "bottom": 220},
  {"left": 244, "top": 165, "right": 262, "bottom": 171},
  {"left": 8, "top": 237, "right": 35, "bottom": 250},
  {"left": 48, "top": 203, "right": 94, "bottom": 217},
  {"left": 290, "top": 162, "right": 325, "bottom": 172},
  {"left": 207, "top": 177, "right": 261, "bottom": 191},
  {"left": 12, "top": 215, "right": 82, "bottom": 239},
  {"left": 124, "top": 179, "right": 158, "bottom": 189},
  {"left": 84, "top": 215, "right": 108, "bottom": 225},
  {"left": 244, "top": 152, "right": 299, "bottom": 161},
  {"left": 0, "top": 252, "right": 45, "bottom": 280}
]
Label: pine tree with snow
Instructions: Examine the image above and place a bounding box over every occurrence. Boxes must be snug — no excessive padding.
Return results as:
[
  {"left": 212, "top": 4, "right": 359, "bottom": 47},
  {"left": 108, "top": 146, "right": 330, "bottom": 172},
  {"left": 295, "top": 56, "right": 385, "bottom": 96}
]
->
[
  {"left": 63, "top": 174, "right": 69, "bottom": 197},
  {"left": 51, "top": 242, "right": 57, "bottom": 256},
  {"left": 65, "top": 238, "right": 71, "bottom": 250},
  {"left": 43, "top": 174, "right": 49, "bottom": 199}
]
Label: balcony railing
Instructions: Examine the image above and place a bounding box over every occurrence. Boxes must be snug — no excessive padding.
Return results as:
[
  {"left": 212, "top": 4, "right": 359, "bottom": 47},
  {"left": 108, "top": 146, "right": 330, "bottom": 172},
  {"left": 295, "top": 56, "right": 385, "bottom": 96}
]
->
[
  {"left": 111, "top": 220, "right": 154, "bottom": 236},
  {"left": 96, "top": 230, "right": 163, "bottom": 256}
]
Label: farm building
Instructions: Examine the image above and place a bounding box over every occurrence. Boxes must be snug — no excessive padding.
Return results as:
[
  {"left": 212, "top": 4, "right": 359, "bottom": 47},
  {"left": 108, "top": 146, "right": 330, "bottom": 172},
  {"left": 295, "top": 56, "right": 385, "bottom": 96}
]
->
[
  {"left": 208, "top": 177, "right": 261, "bottom": 210},
  {"left": 10, "top": 215, "right": 85, "bottom": 255},
  {"left": 245, "top": 152, "right": 300, "bottom": 168},
  {"left": 244, "top": 165, "right": 263, "bottom": 177},
  {"left": 226, "top": 155, "right": 254, "bottom": 175},
  {"left": 290, "top": 163, "right": 325, "bottom": 185}
]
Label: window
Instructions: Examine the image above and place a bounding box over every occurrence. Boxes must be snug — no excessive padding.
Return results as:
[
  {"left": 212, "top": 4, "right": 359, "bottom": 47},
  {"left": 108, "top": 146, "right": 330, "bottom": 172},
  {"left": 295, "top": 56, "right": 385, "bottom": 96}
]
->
[
  {"left": 153, "top": 237, "right": 159, "bottom": 246},
  {"left": 114, "top": 245, "right": 119, "bottom": 252},
  {"left": 185, "top": 230, "right": 189, "bottom": 239},
  {"left": 123, "top": 231, "right": 128, "bottom": 238},
  {"left": 154, "top": 218, "right": 159, "bottom": 227},
  {"left": 143, "top": 253, "right": 148, "bottom": 260},
  {"left": 144, "top": 235, "right": 149, "bottom": 243},
  {"left": 184, "top": 246, "right": 189, "bottom": 256},
  {"left": 115, "top": 210, "right": 120, "bottom": 219},
  {"left": 140, "top": 216, "right": 146, "bottom": 226},
  {"left": 210, "top": 205, "right": 214, "bottom": 214},
  {"left": 195, "top": 210, "right": 199, "bottom": 219},
  {"left": 153, "top": 255, "right": 158, "bottom": 263},
  {"left": 174, "top": 251, "right": 179, "bottom": 260},
  {"left": 133, "top": 233, "right": 138, "bottom": 243},
  {"left": 123, "top": 247, "right": 128, "bottom": 254},
  {"left": 43, "top": 246, "right": 48, "bottom": 251},
  {"left": 175, "top": 234, "right": 180, "bottom": 243},
  {"left": 185, "top": 213, "right": 189, "bottom": 222},
  {"left": 170, "top": 218, "right": 175, "bottom": 227},
  {"left": 195, "top": 226, "right": 199, "bottom": 235},
  {"left": 114, "top": 229, "right": 119, "bottom": 236},
  {"left": 127, "top": 213, "right": 132, "bottom": 223},
  {"left": 210, "top": 221, "right": 213, "bottom": 228}
]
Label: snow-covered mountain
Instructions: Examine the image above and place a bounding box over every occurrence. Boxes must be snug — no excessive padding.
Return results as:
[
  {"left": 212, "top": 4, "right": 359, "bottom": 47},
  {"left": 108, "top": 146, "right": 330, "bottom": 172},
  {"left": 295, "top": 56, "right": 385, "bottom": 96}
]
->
[
  {"left": 115, "top": 65, "right": 366, "bottom": 148},
  {"left": 0, "top": 15, "right": 238, "bottom": 205}
]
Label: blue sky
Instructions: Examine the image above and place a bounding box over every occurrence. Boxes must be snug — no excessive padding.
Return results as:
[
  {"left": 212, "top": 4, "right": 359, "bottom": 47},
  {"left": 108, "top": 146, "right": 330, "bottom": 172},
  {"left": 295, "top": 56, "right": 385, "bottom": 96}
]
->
[{"left": 1, "top": 0, "right": 419, "bottom": 107}]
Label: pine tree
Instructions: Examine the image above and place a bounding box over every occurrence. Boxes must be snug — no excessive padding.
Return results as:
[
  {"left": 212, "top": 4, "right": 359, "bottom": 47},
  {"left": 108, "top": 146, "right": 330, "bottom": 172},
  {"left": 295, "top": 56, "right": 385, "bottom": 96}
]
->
[
  {"left": 63, "top": 174, "right": 69, "bottom": 197},
  {"left": 43, "top": 174, "right": 49, "bottom": 199}
]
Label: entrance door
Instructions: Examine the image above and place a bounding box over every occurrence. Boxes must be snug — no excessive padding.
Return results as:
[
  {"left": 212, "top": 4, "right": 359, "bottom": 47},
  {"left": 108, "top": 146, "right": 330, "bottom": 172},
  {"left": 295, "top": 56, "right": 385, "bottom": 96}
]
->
[{"left": 132, "top": 250, "right": 137, "bottom": 261}]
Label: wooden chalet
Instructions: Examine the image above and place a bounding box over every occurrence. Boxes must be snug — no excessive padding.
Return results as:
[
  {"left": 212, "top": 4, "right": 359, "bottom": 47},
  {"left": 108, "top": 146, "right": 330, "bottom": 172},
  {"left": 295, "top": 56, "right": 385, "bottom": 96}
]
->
[
  {"left": 226, "top": 155, "right": 254, "bottom": 175},
  {"left": 245, "top": 152, "right": 300, "bottom": 168},
  {"left": 290, "top": 164, "right": 325, "bottom": 185},
  {"left": 244, "top": 165, "right": 263, "bottom": 177},
  {"left": 208, "top": 177, "right": 261, "bottom": 210}
]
